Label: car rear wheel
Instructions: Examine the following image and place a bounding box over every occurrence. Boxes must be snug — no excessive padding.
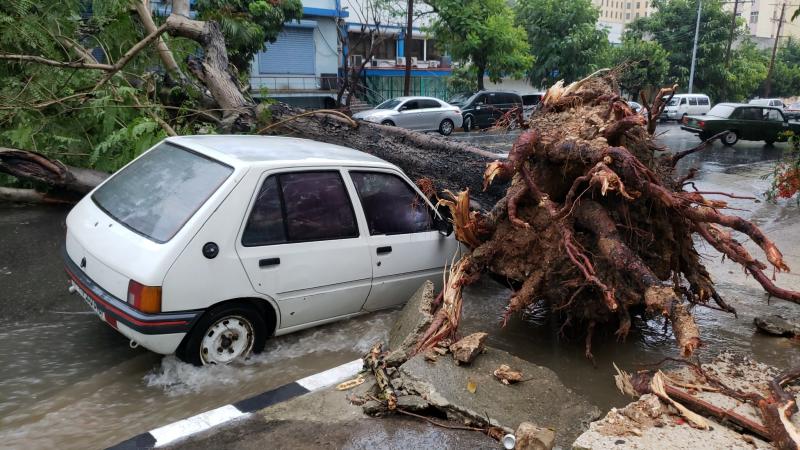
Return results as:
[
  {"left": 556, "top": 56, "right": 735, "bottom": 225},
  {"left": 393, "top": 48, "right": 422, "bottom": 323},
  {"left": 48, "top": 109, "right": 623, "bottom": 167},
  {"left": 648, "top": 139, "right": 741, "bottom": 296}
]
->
[
  {"left": 722, "top": 131, "right": 739, "bottom": 146},
  {"left": 463, "top": 115, "right": 474, "bottom": 132},
  {"left": 381, "top": 119, "right": 395, "bottom": 126},
  {"left": 439, "top": 119, "right": 454, "bottom": 136},
  {"left": 178, "top": 302, "right": 267, "bottom": 366},
  {"left": 765, "top": 139, "right": 775, "bottom": 146}
]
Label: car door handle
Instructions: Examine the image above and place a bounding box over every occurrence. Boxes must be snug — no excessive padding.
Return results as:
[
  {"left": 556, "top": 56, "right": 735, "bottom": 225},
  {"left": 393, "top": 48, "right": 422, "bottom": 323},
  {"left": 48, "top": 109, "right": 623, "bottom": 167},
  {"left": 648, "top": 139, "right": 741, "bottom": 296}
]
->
[
  {"left": 259, "top": 257, "right": 280, "bottom": 268},
  {"left": 376, "top": 246, "right": 392, "bottom": 255}
]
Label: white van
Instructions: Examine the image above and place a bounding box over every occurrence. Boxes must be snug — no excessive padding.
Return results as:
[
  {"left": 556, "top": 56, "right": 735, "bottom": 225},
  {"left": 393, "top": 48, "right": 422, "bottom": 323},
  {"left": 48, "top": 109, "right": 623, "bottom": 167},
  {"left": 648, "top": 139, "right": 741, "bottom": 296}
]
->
[
  {"left": 662, "top": 94, "right": 711, "bottom": 121},
  {"left": 65, "top": 136, "right": 458, "bottom": 365},
  {"left": 749, "top": 98, "right": 785, "bottom": 110}
]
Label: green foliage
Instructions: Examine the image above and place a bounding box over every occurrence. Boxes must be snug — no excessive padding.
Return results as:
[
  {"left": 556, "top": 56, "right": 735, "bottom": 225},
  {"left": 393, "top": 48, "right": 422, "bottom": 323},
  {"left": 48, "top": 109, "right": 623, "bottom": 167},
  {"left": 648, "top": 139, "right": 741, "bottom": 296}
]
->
[
  {"left": 765, "top": 132, "right": 800, "bottom": 203},
  {"left": 196, "top": 0, "right": 303, "bottom": 71},
  {"left": 770, "top": 38, "right": 800, "bottom": 98},
  {"left": 625, "top": 0, "right": 764, "bottom": 102},
  {"left": 446, "top": 64, "right": 479, "bottom": 96},
  {"left": 0, "top": 1, "right": 196, "bottom": 175},
  {"left": 514, "top": 0, "right": 608, "bottom": 87},
  {"left": 427, "top": 0, "right": 533, "bottom": 89},
  {"left": 607, "top": 39, "right": 669, "bottom": 99}
]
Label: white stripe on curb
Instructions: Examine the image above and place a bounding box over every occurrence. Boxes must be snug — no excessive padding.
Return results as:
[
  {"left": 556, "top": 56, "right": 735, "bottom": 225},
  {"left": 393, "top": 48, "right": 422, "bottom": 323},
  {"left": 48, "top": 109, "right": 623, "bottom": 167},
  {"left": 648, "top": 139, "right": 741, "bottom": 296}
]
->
[
  {"left": 296, "top": 359, "right": 363, "bottom": 391},
  {"left": 150, "top": 404, "right": 247, "bottom": 448}
]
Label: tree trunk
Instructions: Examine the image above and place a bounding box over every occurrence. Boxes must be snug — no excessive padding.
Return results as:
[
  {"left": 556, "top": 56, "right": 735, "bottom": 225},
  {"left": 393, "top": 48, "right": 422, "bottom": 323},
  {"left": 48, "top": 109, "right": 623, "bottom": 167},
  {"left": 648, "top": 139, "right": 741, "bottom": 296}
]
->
[
  {"left": 476, "top": 64, "right": 485, "bottom": 91},
  {"left": 165, "top": 1, "right": 255, "bottom": 131},
  {"left": 263, "top": 103, "right": 504, "bottom": 208},
  {"left": 0, "top": 148, "right": 107, "bottom": 194}
]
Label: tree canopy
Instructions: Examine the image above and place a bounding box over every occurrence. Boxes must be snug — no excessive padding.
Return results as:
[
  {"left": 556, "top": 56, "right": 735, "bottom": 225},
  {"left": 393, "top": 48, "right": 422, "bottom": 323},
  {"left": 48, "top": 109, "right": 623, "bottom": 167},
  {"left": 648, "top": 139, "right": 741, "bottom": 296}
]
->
[
  {"left": 625, "top": 0, "right": 764, "bottom": 102},
  {"left": 607, "top": 39, "right": 669, "bottom": 100},
  {"left": 427, "top": 0, "right": 533, "bottom": 90},
  {"left": 514, "top": 0, "right": 608, "bottom": 88}
]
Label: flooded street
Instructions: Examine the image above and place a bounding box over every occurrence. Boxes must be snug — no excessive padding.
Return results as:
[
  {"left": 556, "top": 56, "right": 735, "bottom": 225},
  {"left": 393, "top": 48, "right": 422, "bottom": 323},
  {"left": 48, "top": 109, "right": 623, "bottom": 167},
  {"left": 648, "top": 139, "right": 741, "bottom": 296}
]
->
[{"left": 2, "top": 123, "right": 800, "bottom": 449}]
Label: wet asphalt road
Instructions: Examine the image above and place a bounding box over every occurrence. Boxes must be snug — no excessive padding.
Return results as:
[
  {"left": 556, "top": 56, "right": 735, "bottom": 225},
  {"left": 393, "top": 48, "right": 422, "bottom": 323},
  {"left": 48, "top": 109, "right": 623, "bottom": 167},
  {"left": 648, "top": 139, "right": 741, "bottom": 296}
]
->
[{"left": 2, "top": 123, "right": 800, "bottom": 449}]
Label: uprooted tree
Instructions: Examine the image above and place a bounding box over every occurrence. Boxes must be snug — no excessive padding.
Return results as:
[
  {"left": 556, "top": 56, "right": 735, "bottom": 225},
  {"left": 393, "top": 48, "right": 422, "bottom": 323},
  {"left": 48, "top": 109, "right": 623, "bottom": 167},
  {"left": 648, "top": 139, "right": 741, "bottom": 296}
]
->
[
  {"left": 3, "top": 1, "right": 800, "bottom": 363},
  {"left": 419, "top": 72, "right": 800, "bottom": 361}
]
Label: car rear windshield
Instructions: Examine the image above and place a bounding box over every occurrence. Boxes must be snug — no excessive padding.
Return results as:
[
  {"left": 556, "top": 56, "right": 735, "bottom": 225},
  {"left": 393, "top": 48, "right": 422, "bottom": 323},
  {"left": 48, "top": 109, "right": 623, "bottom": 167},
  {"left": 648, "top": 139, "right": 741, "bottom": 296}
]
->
[
  {"left": 92, "top": 142, "right": 233, "bottom": 243},
  {"left": 707, "top": 105, "right": 735, "bottom": 118}
]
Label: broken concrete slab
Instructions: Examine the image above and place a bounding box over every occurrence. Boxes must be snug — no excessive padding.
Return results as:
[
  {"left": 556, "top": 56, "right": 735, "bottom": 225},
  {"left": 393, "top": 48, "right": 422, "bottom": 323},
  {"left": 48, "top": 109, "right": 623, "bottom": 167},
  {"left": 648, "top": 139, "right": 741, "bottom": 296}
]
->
[
  {"left": 385, "top": 280, "right": 435, "bottom": 366},
  {"left": 449, "top": 332, "right": 488, "bottom": 364},
  {"left": 399, "top": 345, "right": 601, "bottom": 448},
  {"left": 572, "top": 394, "right": 771, "bottom": 450},
  {"left": 166, "top": 375, "right": 498, "bottom": 450}
]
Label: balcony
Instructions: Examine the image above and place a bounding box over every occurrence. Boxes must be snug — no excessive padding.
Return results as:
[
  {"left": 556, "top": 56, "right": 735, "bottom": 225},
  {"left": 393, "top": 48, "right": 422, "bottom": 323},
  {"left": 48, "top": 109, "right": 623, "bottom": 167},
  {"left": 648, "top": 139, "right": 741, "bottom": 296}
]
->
[{"left": 250, "top": 75, "right": 340, "bottom": 97}]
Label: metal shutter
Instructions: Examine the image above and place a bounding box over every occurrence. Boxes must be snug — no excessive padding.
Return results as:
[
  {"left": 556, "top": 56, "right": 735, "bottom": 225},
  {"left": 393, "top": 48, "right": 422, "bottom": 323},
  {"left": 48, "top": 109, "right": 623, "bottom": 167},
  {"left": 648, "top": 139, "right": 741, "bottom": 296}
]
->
[{"left": 258, "top": 27, "right": 315, "bottom": 75}]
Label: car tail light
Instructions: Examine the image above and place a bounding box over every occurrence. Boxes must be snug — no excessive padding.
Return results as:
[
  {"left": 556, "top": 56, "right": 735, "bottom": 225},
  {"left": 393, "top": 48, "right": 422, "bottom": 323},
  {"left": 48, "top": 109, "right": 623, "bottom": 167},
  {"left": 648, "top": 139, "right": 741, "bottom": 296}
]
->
[
  {"left": 698, "top": 121, "right": 705, "bottom": 128},
  {"left": 128, "top": 280, "right": 162, "bottom": 313},
  {"left": 682, "top": 116, "right": 688, "bottom": 124}
]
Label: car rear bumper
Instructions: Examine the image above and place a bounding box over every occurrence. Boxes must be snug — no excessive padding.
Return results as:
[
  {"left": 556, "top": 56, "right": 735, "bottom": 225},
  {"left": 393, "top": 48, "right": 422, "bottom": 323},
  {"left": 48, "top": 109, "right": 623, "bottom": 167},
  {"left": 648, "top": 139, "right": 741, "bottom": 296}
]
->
[
  {"left": 681, "top": 125, "right": 702, "bottom": 134},
  {"left": 64, "top": 248, "right": 202, "bottom": 353}
]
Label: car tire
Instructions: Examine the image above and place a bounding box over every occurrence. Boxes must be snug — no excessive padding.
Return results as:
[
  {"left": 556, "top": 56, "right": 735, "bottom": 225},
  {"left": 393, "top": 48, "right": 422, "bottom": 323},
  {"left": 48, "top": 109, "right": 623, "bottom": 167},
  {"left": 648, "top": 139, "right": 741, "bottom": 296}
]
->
[
  {"left": 765, "top": 139, "right": 775, "bottom": 146},
  {"left": 177, "top": 302, "right": 268, "bottom": 366},
  {"left": 722, "top": 131, "right": 739, "bottom": 146},
  {"left": 438, "top": 119, "right": 454, "bottom": 136},
  {"left": 380, "top": 120, "right": 395, "bottom": 126},
  {"left": 463, "top": 115, "right": 474, "bottom": 132}
]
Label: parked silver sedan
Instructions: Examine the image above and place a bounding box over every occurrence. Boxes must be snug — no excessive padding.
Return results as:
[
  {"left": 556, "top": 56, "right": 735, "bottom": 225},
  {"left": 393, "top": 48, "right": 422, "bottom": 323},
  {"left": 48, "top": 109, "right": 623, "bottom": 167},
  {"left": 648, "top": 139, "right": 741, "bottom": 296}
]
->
[{"left": 352, "top": 96, "right": 463, "bottom": 135}]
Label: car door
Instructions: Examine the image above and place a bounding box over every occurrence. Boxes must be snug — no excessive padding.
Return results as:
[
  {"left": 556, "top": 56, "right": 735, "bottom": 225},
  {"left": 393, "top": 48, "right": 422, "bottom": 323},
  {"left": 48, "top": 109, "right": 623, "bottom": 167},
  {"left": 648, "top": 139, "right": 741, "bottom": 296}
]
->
[
  {"left": 417, "top": 99, "right": 443, "bottom": 131},
  {"left": 763, "top": 108, "right": 789, "bottom": 140},
  {"left": 472, "top": 93, "right": 491, "bottom": 127},
  {"left": 236, "top": 169, "right": 372, "bottom": 328},
  {"left": 396, "top": 100, "right": 422, "bottom": 129},
  {"left": 735, "top": 107, "right": 762, "bottom": 140},
  {"left": 348, "top": 169, "right": 459, "bottom": 311}
]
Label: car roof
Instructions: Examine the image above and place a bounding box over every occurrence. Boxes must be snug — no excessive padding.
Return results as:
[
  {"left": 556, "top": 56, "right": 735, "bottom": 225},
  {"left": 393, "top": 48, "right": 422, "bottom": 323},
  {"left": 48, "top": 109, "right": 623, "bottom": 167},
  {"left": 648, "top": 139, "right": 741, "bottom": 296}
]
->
[
  {"left": 392, "top": 96, "right": 444, "bottom": 102},
  {"left": 671, "top": 93, "right": 709, "bottom": 97},
  {"left": 167, "top": 135, "right": 393, "bottom": 169}
]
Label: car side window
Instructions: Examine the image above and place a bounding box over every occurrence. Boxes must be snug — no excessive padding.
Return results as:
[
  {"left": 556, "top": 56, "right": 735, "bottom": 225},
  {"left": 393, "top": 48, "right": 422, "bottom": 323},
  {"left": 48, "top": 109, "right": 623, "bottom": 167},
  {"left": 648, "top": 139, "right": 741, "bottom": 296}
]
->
[
  {"left": 242, "top": 171, "right": 358, "bottom": 246},
  {"left": 401, "top": 100, "right": 419, "bottom": 111},
  {"left": 242, "top": 176, "right": 286, "bottom": 246},
  {"left": 699, "top": 97, "right": 709, "bottom": 105},
  {"left": 689, "top": 97, "right": 698, "bottom": 106},
  {"left": 765, "top": 109, "right": 782, "bottom": 121},
  {"left": 350, "top": 171, "right": 432, "bottom": 235},
  {"left": 420, "top": 99, "right": 440, "bottom": 109},
  {"left": 680, "top": 98, "right": 687, "bottom": 105}
]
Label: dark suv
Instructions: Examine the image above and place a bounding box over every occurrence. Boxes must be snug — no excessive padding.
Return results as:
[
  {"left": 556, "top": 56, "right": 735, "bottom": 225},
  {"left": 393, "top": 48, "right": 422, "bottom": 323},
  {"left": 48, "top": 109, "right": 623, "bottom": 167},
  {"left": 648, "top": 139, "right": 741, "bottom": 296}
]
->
[{"left": 448, "top": 91, "right": 523, "bottom": 131}]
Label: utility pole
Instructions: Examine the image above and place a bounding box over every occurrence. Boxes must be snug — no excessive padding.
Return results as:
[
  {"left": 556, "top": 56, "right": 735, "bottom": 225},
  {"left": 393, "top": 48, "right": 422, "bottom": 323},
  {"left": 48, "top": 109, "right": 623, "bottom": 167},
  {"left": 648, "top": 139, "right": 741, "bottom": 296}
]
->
[
  {"left": 403, "top": 0, "right": 413, "bottom": 96},
  {"left": 725, "top": 0, "right": 739, "bottom": 67},
  {"left": 765, "top": 2, "right": 786, "bottom": 98},
  {"left": 688, "top": 0, "right": 702, "bottom": 93}
]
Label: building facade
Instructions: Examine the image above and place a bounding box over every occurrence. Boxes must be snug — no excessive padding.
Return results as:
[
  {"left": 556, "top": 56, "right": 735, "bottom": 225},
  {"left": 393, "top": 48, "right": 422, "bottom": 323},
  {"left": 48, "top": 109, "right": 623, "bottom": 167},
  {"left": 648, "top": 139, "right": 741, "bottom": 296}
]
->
[
  {"left": 723, "top": 0, "right": 800, "bottom": 44},
  {"left": 592, "top": 0, "right": 654, "bottom": 25}
]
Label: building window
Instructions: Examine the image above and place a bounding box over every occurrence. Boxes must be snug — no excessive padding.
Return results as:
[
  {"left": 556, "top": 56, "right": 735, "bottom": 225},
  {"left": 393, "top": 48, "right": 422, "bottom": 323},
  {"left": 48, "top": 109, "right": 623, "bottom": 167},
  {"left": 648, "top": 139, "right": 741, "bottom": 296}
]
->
[
  {"left": 626, "top": 12, "right": 631, "bottom": 20},
  {"left": 349, "top": 32, "right": 396, "bottom": 60},
  {"left": 626, "top": 2, "right": 631, "bottom": 9},
  {"left": 750, "top": 11, "right": 758, "bottom": 23},
  {"left": 636, "top": 12, "right": 640, "bottom": 18},
  {"left": 636, "top": 1, "right": 640, "bottom": 8}
]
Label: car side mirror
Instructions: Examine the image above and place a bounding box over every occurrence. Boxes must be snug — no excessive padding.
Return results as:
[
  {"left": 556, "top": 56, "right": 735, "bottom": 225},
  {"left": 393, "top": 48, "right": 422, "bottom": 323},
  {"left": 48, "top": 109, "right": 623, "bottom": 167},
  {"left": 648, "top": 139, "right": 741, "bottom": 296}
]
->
[{"left": 433, "top": 214, "right": 453, "bottom": 236}]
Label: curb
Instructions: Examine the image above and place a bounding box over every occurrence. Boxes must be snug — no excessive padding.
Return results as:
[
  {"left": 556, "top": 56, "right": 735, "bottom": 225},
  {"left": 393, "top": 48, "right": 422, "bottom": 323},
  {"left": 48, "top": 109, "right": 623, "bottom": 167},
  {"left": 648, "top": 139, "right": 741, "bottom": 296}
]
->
[{"left": 108, "top": 359, "right": 364, "bottom": 449}]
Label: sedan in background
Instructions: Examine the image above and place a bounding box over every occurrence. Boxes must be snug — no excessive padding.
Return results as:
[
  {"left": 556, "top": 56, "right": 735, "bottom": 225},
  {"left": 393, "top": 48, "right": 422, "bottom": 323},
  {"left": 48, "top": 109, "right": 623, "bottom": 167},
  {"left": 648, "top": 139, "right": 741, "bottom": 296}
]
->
[
  {"left": 785, "top": 102, "right": 800, "bottom": 121},
  {"left": 352, "top": 96, "right": 463, "bottom": 135},
  {"left": 681, "top": 103, "right": 800, "bottom": 146}
]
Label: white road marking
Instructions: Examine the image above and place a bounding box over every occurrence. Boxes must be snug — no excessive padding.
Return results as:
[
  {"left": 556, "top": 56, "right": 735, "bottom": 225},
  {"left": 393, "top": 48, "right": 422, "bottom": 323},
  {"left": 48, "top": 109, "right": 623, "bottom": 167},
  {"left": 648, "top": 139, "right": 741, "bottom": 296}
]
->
[
  {"left": 150, "top": 404, "right": 247, "bottom": 447},
  {"left": 296, "top": 359, "right": 363, "bottom": 391}
]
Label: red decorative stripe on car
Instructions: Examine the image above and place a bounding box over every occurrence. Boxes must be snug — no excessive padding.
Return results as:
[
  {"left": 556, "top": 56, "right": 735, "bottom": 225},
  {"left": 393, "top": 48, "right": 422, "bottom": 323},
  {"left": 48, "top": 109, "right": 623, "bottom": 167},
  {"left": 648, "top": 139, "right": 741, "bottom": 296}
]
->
[{"left": 66, "top": 268, "right": 188, "bottom": 328}]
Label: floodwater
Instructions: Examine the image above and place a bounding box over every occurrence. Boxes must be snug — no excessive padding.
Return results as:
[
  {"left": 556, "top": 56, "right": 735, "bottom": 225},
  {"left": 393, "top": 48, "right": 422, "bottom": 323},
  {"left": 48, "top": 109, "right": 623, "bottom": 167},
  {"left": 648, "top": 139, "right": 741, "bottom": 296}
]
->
[{"left": 2, "top": 124, "right": 800, "bottom": 448}]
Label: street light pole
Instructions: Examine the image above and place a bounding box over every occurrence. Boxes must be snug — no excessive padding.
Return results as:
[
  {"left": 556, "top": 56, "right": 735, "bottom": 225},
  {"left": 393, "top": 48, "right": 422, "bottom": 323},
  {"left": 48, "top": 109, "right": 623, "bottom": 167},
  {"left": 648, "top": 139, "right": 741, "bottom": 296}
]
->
[{"left": 688, "top": 0, "right": 702, "bottom": 94}]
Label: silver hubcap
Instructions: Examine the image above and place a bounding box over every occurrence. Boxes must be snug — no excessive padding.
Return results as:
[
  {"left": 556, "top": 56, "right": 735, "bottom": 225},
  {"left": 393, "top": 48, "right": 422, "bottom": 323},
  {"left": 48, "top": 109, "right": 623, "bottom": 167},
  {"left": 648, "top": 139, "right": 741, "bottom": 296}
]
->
[
  {"left": 200, "top": 315, "right": 254, "bottom": 365},
  {"left": 442, "top": 121, "right": 453, "bottom": 134},
  {"left": 724, "top": 132, "right": 736, "bottom": 144},
  {"left": 465, "top": 117, "right": 471, "bottom": 129}
]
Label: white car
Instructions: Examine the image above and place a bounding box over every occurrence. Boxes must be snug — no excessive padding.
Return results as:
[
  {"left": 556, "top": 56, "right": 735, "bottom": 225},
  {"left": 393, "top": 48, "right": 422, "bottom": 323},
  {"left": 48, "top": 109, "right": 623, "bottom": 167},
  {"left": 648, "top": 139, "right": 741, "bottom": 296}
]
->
[
  {"left": 661, "top": 94, "right": 711, "bottom": 121},
  {"left": 65, "top": 136, "right": 458, "bottom": 365},
  {"left": 352, "top": 96, "right": 463, "bottom": 135}
]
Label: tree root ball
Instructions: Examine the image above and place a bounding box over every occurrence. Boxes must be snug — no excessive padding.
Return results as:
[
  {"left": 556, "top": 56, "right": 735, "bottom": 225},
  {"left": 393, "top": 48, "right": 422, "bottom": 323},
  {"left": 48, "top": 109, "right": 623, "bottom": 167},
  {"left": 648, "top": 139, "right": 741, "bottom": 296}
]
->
[{"left": 437, "top": 72, "right": 800, "bottom": 358}]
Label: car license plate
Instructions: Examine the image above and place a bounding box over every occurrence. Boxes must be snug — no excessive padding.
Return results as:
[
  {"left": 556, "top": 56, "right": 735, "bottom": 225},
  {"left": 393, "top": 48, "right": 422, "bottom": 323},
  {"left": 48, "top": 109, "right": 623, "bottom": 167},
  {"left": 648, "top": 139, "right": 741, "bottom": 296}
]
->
[{"left": 72, "top": 281, "right": 106, "bottom": 322}]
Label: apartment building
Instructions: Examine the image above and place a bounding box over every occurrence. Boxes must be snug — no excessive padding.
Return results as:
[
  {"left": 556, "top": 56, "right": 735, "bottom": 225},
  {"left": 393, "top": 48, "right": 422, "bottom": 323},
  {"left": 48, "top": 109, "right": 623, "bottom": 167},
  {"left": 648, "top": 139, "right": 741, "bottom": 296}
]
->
[
  {"left": 592, "top": 0, "right": 654, "bottom": 24},
  {"left": 723, "top": 0, "right": 800, "bottom": 43}
]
